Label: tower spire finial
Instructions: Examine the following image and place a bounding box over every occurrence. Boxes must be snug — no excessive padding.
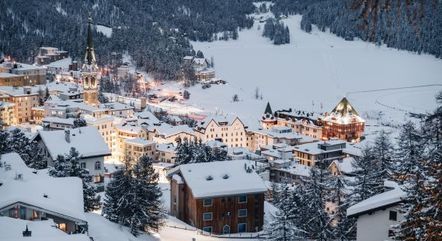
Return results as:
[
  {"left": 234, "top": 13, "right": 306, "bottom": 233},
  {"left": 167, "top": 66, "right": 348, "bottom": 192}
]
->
[{"left": 85, "top": 14, "right": 96, "bottom": 66}]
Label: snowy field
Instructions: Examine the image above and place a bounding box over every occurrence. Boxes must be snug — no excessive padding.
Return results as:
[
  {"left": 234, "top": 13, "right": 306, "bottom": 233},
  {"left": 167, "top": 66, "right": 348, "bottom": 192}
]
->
[{"left": 187, "top": 15, "right": 442, "bottom": 130}]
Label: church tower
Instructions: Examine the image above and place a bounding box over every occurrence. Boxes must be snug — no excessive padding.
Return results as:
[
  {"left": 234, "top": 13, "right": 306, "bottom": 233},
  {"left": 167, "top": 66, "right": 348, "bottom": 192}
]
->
[
  {"left": 261, "top": 102, "right": 277, "bottom": 129},
  {"left": 82, "top": 16, "right": 100, "bottom": 106}
]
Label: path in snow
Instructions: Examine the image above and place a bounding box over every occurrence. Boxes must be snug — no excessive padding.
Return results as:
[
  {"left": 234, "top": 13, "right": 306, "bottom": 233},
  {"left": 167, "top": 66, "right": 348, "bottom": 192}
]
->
[{"left": 189, "top": 15, "right": 442, "bottom": 128}]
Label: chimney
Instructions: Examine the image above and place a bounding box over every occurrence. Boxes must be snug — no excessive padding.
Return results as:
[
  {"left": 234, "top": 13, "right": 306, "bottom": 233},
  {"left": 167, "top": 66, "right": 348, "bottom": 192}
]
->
[{"left": 64, "top": 129, "right": 70, "bottom": 143}]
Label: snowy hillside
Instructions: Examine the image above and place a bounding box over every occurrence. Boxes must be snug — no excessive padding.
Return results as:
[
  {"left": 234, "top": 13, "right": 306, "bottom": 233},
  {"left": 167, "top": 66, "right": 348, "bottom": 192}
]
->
[{"left": 189, "top": 15, "right": 442, "bottom": 129}]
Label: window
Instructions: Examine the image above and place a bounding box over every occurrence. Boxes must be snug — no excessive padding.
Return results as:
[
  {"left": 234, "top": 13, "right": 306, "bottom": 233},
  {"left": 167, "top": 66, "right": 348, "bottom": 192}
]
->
[
  {"left": 80, "top": 162, "right": 86, "bottom": 169},
  {"left": 94, "top": 161, "right": 101, "bottom": 170},
  {"left": 203, "top": 198, "right": 213, "bottom": 207},
  {"left": 238, "top": 209, "right": 248, "bottom": 217},
  {"left": 389, "top": 211, "right": 397, "bottom": 221},
  {"left": 238, "top": 195, "right": 247, "bottom": 203},
  {"left": 238, "top": 223, "right": 247, "bottom": 233},
  {"left": 203, "top": 226, "right": 212, "bottom": 233},
  {"left": 203, "top": 212, "right": 213, "bottom": 221},
  {"left": 223, "top": 225, "right": 230, "bottom": 234}
]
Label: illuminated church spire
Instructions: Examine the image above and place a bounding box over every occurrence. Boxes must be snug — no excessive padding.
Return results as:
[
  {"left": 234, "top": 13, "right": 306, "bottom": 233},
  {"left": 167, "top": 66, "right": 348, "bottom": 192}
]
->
[{"left": 81, "top": 15, "right": 100, "bottom": 106}]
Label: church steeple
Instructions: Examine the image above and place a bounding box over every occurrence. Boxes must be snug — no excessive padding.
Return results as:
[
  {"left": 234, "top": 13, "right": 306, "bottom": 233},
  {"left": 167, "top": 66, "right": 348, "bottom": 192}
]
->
[
  {"left": 85, "top": 16, "right": 96, "bottom": 66},
  {"left": 81, "top": 14, "right": 100, "bottom": 106}
]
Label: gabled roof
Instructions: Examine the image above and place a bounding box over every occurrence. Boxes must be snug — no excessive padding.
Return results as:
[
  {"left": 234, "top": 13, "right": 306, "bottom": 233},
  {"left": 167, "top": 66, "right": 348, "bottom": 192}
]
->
[
  {"left": 0, "top": 153, "right": 86, "bottom": 223},
  {"left": 172, "top": 160, "right": 267, "bottom": 198},
  {"left": 37, "top": 126, "right": 111, "bottom": 159},
  {"left": 331, "top": 97, "right": 360, "bottom": 117},
  {"left": 264, "top": 102, "right": 273, "bottom": 115},
  {"left": 347, "top": 184, "right": 406, "bottom": 217}
]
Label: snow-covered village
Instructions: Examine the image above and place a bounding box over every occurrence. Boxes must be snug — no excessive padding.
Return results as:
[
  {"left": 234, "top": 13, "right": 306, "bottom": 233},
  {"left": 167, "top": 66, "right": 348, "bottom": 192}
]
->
[{"left": 0, "top": 1, "right": 441, "bottom": 241}]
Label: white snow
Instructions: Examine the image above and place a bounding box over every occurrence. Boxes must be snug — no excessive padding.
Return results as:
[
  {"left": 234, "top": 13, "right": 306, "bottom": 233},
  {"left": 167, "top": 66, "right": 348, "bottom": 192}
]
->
[
  {"left": 347, "top": 186, "right": 406, "bottom": 217},
  {"left": 0, "top": 217, "right": 89, "bottom": 241},
  {"left": 0, "top": 152, "right": 86, "bottom": 222},
  {"left": 189, "top": 15, "right": 442, "bottom": 129},
  {"left": 176, "top": 160, "right": 268, "bottom": 198},
  {"left": 95, "top": 25, "right": 112, "bottom": 38},
  {"left": 37, "top": 126, "right": 111, "bottom": 159}
]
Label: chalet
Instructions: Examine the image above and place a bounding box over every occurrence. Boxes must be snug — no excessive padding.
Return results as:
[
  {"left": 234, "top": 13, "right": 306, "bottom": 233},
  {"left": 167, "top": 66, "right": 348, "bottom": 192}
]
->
[
  {"left": 0, "top": 152, "right": 88, "bottom": 234},
  {"left": 347, "top": 182, "right": 406, "bottom": 241},
  {"left": 168, "top": 160, "right": 267, "bottom": 234},
  {"left": 321, "top": 97, "right": 365, "bottom": 142},
  {"left": 34, "top": 126, "right": 111, "bottom": 187}
]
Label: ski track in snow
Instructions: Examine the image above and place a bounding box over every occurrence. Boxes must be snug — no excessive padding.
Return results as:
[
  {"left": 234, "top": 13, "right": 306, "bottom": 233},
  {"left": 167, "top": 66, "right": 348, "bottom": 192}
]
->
[{"left": 186, "top": 15, "right": 442, "bottom": 129}]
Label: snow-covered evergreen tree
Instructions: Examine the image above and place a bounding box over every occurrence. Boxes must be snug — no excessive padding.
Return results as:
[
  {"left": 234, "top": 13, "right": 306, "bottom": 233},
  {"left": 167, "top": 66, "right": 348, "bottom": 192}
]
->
[
  {"left": 395, "top": 96, "right": 441, "bottom": 240},
  {"left": 329, "top": 175, "right": 356, "bottom": 240},
  {"left": 372, "top": 130, "right": 394, "bottom": 180},
  {"left": 103, "top": 155, "right": 164, "bottom": 236},
  {"left": 130, "top": 155, "right": 165, "bottom": 235},
  {"left": 269, "top": 185, "right": 305, "bottom": 241},
  {"left": 49, "top": 148, "right": 100, "bottom": 212},
  {"left": 349, "top": 147, "right": 384, "bottom": 204},
  {"left": 103, "top": 169, "right": 132, "bottom": 223},
  {"left": 301, "top": 168, "right": 333, "bottom": 240}
]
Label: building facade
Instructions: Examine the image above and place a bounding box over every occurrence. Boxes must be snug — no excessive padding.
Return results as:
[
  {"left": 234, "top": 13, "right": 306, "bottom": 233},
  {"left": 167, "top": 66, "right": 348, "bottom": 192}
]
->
[{"left": 169, "top": 161, "right": 267, "bottom": 234}]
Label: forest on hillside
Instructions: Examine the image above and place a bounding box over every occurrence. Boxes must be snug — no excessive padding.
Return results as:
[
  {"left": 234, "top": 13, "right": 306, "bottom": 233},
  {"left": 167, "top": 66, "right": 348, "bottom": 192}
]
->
[
  {"left": 0, "top": 0, "right": 255, "bottom": 80},
  {"left": 1, "top": 0, "right": 441, "bottom": 81},
  {"left": 271, "top": 0, "right": 442, "bottom": 58}
]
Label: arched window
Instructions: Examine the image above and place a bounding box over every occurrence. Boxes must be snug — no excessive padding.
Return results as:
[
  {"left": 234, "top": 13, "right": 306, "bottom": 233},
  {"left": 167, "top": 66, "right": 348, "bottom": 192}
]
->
[
  {"left": 94, "top": 161, "right": 101, "bottom": 170},
  {"left": 223, "top": 225, "right": 230, "bottom": 234}
]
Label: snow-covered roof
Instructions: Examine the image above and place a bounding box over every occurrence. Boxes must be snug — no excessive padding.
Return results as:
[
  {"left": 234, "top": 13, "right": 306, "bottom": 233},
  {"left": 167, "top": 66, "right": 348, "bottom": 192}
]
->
[
  {"left": 124, "top": 138, "right": 155, "bottom": 146},
  {"left": 176, "top": 160, "right": 267, "bottom": 198},
  {"left": 46, "top": 57, "right": 72, "bottom": 69},
  {"left": 347, "top": 185, "right": 406, "bottom": 217},
  {"left": 42, "top": 117, "right": 75, "bottom": 125},
  {"left": 156, "top": 143, "right": 176, "bottom": 153},
  {"left": 115, "top": 123, "right": 144, "bottom": 135},
  {"left": 37, "top": 126, "right": 111, "bottom": 159},
  {"left": 153, "top": 123, "right": 194, "bottom": 138},
  {"left": 0, "top": 217, "right": 90, "bottom": 241},
  {"left": 294, "top": 139, "right": 358, "bottom": 156},
  {"left": 272, "top": 160, "right": 311, "bottom": 177},
  {"left": 330, "top": 157, "right": 357, "bottom": 174},
  {"left": 197, "top": 114, "right": 241, "bottom": 129},
  {"left": 323, "top": 97, "right": 365, "bottom": 124},
  {"left": 0, "top": 153, "right": 86, "bottom": 223}
]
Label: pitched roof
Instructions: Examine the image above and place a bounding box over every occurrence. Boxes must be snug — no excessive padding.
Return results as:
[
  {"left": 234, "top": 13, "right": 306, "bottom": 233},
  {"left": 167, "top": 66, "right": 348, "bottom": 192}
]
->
[
  {"left": 331, "top": 97, "right": 360, "bottom": 116},
  {"left": 37, "top": 126, "right": 110, "bottom": 159},
  {"left": 175, "top": 160, "right": 267, "bottom": 198},
  {"left": 0, "top": 153, "right": 86, "bottom": 222},
  {"left": 347, "top": 184, "right": 406, "bottom": 217},
  {"left": 264, "top": 102, "right": 273, "bottom": 115}
]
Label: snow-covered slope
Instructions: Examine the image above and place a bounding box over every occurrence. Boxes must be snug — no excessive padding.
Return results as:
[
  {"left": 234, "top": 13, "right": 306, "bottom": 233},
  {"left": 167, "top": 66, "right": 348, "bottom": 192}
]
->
[{"left": 190, "top": 15, "right": 442, "bottom": 129}]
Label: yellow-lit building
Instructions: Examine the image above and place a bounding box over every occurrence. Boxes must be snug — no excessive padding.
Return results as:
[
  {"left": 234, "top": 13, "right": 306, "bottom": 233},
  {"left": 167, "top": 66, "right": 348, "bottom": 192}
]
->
[
  {"left": 124, "top": 138, "right": 156, "bottom": 165},
  {"left": 0, "top": 101, "right": 15, "bottom": 127},
  {"left": 0, "top": 86, "right": 39, "bottom": 124},
  {"left": 114, "top": 123, "right": 148, "bottom": 162}
]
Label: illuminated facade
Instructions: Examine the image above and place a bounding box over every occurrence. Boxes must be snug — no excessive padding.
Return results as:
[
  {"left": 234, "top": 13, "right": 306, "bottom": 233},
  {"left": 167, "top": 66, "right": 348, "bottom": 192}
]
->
[
  {"left": 321, "top": 97, "right": 365, "bottom": 142},
  {"left": 81, "top": 17, "right": 100, "bottom": 106}
]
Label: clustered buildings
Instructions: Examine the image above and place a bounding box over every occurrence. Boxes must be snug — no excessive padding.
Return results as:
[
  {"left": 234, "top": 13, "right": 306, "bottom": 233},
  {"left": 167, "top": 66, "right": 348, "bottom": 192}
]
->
[{"left": 0, "top": 16, "right": 396, "bottom": 241}]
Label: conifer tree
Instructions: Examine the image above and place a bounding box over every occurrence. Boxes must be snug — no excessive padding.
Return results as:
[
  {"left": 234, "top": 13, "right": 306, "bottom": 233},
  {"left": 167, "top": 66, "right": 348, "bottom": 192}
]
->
[
  {"left": 349, "top": 147, "right": 384, "bottom": 204},
  {"left": 372, "top": 130, "right": 394, "bottom": 179},
  {"left": 329, "top": 175, "right": 356, "bottom": 240},
  {"left": 301, "top": 168, "right": 333, "bottom": 240}
]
